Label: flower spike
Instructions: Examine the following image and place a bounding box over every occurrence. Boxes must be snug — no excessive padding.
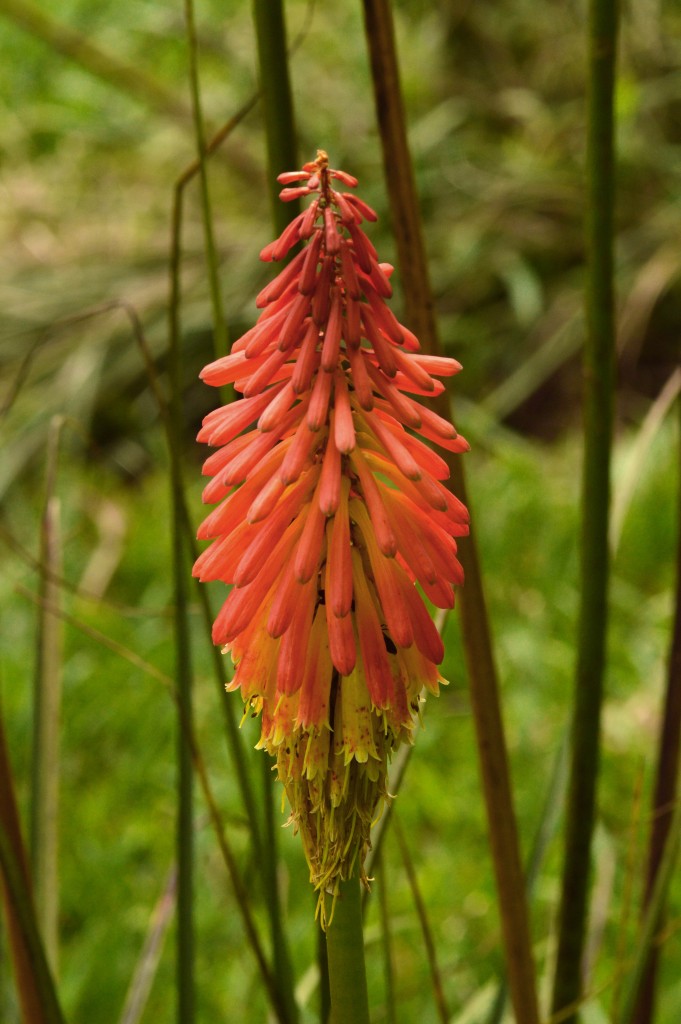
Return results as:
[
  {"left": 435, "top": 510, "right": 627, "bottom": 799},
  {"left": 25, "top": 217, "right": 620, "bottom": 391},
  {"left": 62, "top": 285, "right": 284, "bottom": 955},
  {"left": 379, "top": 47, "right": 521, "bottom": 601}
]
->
[{"left": 195, "top": 150, "right": 469, "bottom": 918}]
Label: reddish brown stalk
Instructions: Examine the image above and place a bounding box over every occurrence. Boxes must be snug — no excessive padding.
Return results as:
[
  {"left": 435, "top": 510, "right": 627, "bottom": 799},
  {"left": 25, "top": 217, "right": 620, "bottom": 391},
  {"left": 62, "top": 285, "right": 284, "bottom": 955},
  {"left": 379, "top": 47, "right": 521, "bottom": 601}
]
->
[
  {"left": 0, "top": 712, "right": 64, "bottom": 1024},
  {"left": 360, "top": 2, "right": 540, "bottom": 1022}
]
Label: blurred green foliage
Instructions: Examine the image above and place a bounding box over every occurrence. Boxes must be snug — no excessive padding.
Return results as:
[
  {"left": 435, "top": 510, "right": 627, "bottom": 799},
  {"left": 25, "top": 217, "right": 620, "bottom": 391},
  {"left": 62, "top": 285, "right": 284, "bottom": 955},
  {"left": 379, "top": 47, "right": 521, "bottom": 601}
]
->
[{"left": 1, "top": 0, "right": 680, "bottom": 1021}]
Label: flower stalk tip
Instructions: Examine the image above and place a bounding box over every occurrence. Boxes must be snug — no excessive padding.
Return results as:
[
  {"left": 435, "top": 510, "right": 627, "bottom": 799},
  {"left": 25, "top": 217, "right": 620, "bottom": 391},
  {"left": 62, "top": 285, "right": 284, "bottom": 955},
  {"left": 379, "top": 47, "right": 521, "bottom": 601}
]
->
[{"left": 195, "top": 152, "right": 469, "bottom": 917}]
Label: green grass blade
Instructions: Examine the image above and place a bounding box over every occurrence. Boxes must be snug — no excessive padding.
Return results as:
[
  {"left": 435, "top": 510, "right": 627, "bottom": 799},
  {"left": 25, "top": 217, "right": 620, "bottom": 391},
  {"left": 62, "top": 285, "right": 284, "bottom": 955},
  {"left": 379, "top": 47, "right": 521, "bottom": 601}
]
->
[
  {"left": 393, "top": 814, "right": 449, "bottom": 1024},
  {"left": 615, "top": 779, "right": 681, "bottom": 1024},
  {"left": 376, "top": 850, "right": 397, "bottom": 1024},
  {"left": 551, "top": 0, "right": 619, "bottom": 1017},
  {"left": 30, "top": 416, "right": 64, "bottom": 976},
  {"left": 360, "top": 3, "right": 540, "bottom": 1022},
  {"left": 118, "top": 866, "right": 177, "bottom": 1024},
  {"left": 629, "top": 396, "right": 681, "bottom": 1024}
]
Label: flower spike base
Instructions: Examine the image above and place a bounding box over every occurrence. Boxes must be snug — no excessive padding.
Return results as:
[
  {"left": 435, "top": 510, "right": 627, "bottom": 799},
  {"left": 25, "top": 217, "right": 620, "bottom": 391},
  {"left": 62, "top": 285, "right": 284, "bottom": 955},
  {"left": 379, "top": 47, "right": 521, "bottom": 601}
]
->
[{"left": 195, "top": 151, "right": 469, "bottom": 918}]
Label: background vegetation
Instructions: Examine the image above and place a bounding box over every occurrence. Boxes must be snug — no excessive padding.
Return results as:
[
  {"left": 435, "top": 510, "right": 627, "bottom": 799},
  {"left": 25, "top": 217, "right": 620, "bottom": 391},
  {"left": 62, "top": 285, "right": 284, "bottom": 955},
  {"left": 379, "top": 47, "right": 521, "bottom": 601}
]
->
[{"left": 0, "top": 0, "right": 679, "bottom": 1021}]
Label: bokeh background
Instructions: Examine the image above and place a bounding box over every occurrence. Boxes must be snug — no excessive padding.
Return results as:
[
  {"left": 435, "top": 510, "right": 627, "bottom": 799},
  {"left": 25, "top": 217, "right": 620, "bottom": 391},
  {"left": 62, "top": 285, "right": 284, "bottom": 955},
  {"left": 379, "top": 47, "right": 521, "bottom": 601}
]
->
[{"left": 1, "top": 1, "right": 679, "bottom": 1021}]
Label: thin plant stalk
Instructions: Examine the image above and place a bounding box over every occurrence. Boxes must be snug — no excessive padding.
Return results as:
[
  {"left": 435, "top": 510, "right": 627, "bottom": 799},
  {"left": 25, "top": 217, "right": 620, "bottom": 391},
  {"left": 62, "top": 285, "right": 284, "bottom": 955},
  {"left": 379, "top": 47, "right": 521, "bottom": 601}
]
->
[
  {"left": 183, "top": 0, "right": 228, "bottom": 362},
  {"left": 485, "top": 731, "right": 570, "bottom": 1024},
  {"left": 168, "top": 185, "right": 196, "bottom": 1024},
  {"left": 394, "top": 814, "right": 449, "bottom": 1024},
  {"left": 323, "top": 873, "right": 371, "bottom": 1024},
  {"left": 118, "top": 866, "right": 177, "bottom": 1024},
  {"left": 131, "top": 294, "right": 263, "bottom": 857},
  {"left": 631, "top": 397, "right": 681, "bottom": 1024},
  {"left": 250, "top": 6, "right": 300, "bottom": 1020},
  {"left": 360, "top": 3, "right": 540, "bottom": 1022},
  {"left": 30, "top": 415, "right": 64, "bottom": 975},
  {"left": 551, "top": 0, "right": 618, "bottom": 1016},
  {"left": 615, "top": 773, "right": 681, "bottom": 1024},
  {"left": 0, "top": 705, "right": 65, "bottom": 1024},
  {"left": 376, "top": 850, "right": 397, "bottom": 1024}
]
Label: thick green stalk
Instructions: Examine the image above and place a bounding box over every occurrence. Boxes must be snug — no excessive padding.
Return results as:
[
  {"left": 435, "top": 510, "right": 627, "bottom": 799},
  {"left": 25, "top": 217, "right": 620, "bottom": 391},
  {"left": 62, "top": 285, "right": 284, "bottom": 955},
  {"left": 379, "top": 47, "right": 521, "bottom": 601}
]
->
[
  {"left": 250, "top": 6, "right": 300, "bottom": 1021},
  {"left": 168, "top": 187, "right": 196, "bottom": 1024},
  {"left": 183, "top": 0, "right": 228, "bottom": 361},
  {"left": 551, "top": 0, "right": 618, "bottom": 1018},
  {"left": 251, "top": 0, "right": 299, "bottom": 235},
  {"left": 376, "top": 851, "right": 396, "bottom": 1024},
  {"left": 360, "top": 4, "right": 540, "bottom": 1023},
  {"left": 324, "top": 874, "right": 371, "bottom": 1024}
]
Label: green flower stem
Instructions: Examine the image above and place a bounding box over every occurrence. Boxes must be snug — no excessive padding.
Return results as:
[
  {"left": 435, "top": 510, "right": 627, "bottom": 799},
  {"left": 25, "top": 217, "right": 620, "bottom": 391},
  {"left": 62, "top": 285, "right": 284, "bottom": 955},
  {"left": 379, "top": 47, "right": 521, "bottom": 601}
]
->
[
  {"left": 324, "top": 873, "right": 371, "bottom": 1024},
  {"left": 551, "top": 0, "right": 618, "bottom": 1018},
  {"left": 360, "top": 4, "right": 540, "bottom": 1023}
]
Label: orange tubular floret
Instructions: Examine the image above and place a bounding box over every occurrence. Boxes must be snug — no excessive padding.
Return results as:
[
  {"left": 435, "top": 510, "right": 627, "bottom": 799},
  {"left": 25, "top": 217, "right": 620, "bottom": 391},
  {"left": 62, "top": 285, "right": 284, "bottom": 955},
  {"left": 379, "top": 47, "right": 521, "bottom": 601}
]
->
[
  {"left": 318, "top": 416, "right": 342, "bottom": 515},
  {"left": 294, "top": 474, "right": 327, "bottom": 583},
  {"left": 361, "top": 411, "right": 422, "bottom": 482},
  {"left": 277, "top": 575, "right": 318, "bottom": 695},
  {"left": 350, "top": 501, "right": 414, "bottom": 649},
  {"left": 360, "top": 306, "right": 397, "bottom": 378},
  {"left": 350, "top": 548, "right": 393, "bottom": 708},
  {"left": 291, "top": 320, "right": 321, "bottom": 394},
  {"left": 307, "top": 369, "right": 334, "bottom": 432},
  {"left": 256, "top": 246, "right": 308, "bottom": 307},
  {"left": 321, "top": 288, "right": 343, "bottom": 371},
  {"left": 346, "top": 347, "right": 374, "bottom": 410},
  {"left": 349, "top": 447, "right": 397, "bottom": 557},
  {"left": 327, "top": 481, "right": 353, "bottom": 618},
  {"left": 280, "top": 418, "right": 322, "bottom": 485},
  {"left": 325, "top": 559, "right": 356, "bottom": 675},
  {"left": 211, "top": 518, "right": 303, "bottom": 645},
  {"left": 297, "top": 606, "right": 333, "bottom": 730},
  {"left": 234, "top": 473, "right": 317, "bottom": 586},
  {"left": 333, "top": 372, "right": 356, "bottom": 454}
]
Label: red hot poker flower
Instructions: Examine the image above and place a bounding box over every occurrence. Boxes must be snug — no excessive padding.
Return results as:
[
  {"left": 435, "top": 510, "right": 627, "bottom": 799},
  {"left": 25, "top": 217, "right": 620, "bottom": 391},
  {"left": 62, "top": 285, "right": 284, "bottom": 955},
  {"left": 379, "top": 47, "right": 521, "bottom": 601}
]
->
[{"left": 195, "top": 150, "right": 469, "bottom": 913}]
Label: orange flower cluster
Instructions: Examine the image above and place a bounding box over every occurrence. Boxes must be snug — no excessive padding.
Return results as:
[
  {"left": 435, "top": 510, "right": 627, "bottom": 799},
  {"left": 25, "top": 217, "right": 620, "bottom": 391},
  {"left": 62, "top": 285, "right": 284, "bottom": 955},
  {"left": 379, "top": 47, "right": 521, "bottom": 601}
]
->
[{"left": 195, "top": 151, "right": 468, "bottom": 906}]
